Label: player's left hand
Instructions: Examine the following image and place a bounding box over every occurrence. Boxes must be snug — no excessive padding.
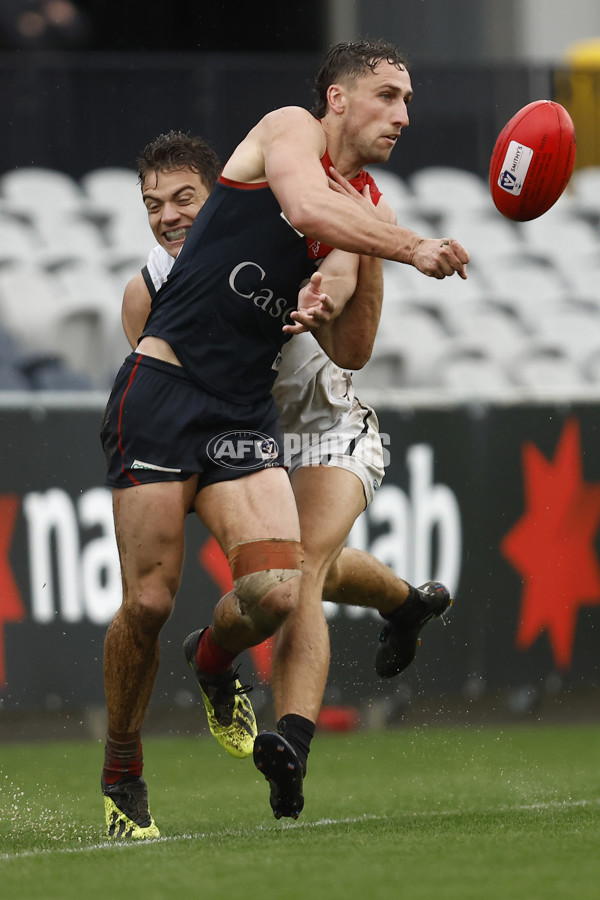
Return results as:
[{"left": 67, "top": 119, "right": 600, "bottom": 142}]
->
[
  {"left": 283, "top": 271, "right": 337, "bottom": 334},
  {"left": 327, "top": 166, "right": 396, "bottom": 224}
]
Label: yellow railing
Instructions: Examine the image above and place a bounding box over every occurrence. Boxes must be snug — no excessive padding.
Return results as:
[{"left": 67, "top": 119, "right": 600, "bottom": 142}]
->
[{"left": 555, "top": 38, "right": 600, "bottom": 169}]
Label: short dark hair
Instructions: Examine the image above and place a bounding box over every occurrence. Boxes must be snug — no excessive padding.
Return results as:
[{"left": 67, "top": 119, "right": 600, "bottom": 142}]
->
[
  {"left": 312, "top": 39, "right": 409, "bottom": 118},
  {"left": 137, "top": 130, "right": 222, "bottom": 191}
]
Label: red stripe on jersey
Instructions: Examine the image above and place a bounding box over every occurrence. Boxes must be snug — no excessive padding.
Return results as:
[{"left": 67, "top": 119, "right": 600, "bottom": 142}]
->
[{"left": 218, "top": 174, "right": 269, "bottom": 190}]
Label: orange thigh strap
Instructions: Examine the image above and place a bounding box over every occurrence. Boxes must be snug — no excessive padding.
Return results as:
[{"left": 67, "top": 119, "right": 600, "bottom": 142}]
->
[{"left": 227, "top": 539, "right": 304, "bottom": 579}]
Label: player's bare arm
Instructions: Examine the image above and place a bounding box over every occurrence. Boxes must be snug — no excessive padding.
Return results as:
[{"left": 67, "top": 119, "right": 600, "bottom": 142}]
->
[
  {"left": 285, "top": 172, "right": 386, "bottom": 366},
  {"left": 305, "top": 253, "right": 383, "bottom": 370},
  {"left": 328, "top": 164, "right": 469, "bottom": 280},
  {"left": 122, "top": 273, "right": 152, "bottom": 349},
  {"left": 284, "top": 242, "right": 382, "bottom": 370},
  {"left": 305, "top": 173, "right": 389, "bottom": 367},
  {"left": 228, "top": 106, "right": 467, "bottom": 278}
]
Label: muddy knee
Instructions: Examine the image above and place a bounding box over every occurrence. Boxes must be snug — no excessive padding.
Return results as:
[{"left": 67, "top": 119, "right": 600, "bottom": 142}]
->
[
  {"left": 228, "top": 538, "right": 303, "bottom": 637},
  {"left": 122, "top": 588, "right": 174, "bottom": 639}
]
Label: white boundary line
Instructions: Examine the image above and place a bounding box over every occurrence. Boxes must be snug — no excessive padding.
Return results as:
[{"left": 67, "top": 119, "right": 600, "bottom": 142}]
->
[{"left": 2, "top": 798, "right": 599, "bottom": 861}]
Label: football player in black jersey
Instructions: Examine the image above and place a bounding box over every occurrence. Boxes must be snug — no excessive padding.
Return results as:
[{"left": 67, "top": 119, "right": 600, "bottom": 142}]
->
[{"left": 101, "top": 40, "right": 468, "bottom": 838}]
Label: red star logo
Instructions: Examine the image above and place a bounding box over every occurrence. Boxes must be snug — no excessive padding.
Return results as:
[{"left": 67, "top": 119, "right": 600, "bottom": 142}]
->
[
  {"left": 501, "top": 417, "right": 600, "bottom": 670},
  {"left": 0, "top": 495, "right": 25, "bottom": 686}
]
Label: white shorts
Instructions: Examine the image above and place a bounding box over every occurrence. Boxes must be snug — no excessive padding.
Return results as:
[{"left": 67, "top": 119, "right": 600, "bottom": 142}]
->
[{"left": 282, "top": 398, "right": 385, "bottom": 507}]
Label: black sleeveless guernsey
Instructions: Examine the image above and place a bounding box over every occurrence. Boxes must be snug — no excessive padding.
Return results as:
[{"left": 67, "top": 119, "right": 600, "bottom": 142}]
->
[{"left": 141, "top": 155, "right": 380, "bottom": 404}]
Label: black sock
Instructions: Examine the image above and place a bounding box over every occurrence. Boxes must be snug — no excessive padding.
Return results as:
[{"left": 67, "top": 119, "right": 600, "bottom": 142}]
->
[
  {"left": 277, "top": 714, "right": 315, "bottom": 776},
  {"left": 382, "top": 584, "right": 424, "bottom": 621}
]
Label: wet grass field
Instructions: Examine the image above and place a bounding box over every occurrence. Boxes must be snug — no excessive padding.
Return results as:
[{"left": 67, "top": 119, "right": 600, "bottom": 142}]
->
[{"left": 2, "top": 724, "right": 600, "bottom": 899}]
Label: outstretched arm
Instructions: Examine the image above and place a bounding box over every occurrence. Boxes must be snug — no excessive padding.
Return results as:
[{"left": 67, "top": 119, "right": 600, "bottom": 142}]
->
[{"left": 227, "top": 106, "right": 469, "bottom": 278}]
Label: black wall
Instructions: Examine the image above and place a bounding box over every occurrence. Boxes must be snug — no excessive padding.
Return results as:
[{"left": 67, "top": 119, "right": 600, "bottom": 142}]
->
[{"left": 0, "top": 51, "right": 560, "bottom": 181}]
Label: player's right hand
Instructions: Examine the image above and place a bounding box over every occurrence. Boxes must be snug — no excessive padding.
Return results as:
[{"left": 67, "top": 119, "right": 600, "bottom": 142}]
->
[{"left": 410, "top": 237, "right": 470, "bottom": 279}]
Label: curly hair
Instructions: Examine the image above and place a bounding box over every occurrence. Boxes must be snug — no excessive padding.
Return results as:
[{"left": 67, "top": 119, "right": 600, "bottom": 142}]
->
[
  {"left": 312, "top": 39, "right": 409, "bottom": 118},
  {"left": 137, "top": 130, "right": 222, "bottom": 191}
]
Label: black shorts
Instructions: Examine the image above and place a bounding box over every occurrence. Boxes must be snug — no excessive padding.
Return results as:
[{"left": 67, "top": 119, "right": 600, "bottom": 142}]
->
[{"left": 101, "top": 352, "right": 285, "bottom": 491}]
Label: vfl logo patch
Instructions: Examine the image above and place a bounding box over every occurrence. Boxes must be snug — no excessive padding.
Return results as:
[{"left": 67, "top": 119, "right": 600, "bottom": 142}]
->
[
  {"left": 131, "top": 459, "right": 182, "bottom": 473},
  {"left": 497, "top": 140, "right": 534, "bottom": 196},
  {"left": 207, "top": 431, "right": 280, "bottom": 470},
  {"left": 500, "top": 170, "right": 517, "bottom": 190}
]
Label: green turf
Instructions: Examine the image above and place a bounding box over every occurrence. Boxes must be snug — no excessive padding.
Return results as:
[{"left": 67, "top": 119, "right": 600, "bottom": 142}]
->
[{"left": 1, "top": 724, "right": 600, "bottom": 899}]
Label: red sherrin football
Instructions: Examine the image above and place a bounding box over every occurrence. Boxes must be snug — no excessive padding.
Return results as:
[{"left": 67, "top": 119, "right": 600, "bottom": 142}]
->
[{"left": 489, "top": 99, "right": 576, "bottom": 221}]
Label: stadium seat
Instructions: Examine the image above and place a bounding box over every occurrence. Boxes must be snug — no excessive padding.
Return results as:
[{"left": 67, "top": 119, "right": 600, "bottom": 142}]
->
[
  {"left": 582, "top": 348, "right": 600, "bottom": 384},
  {"left": 350, "top": 348, "right": 405, "bottom": 391},
  {"left": 52, "top": 262, "right": 129, "bottom": 382},
  {"left": 80, "top": 167, "right": 143, "bottom": 219},
  {"left": 0, "top": 327, "right": 31, "bottom": 390},
  {"left": 409, "top": 166, "right": 493, "bottom": 217},
  {"left": 103, "top": 211, "right": 153, "bottom": 261},
  {"left": 53, "top": 259, "right": 124, "bottom": 313},
  {"left": 568, "top": 166, "right": 600, "bottom": 217},
  {"left": 0, "top": 362, "right": 30, "bottom": 390},
  {"left": 104, "top": 309, "right": 135, "bottom": 378},
  {"left": 0, "top": 265, "right": 64, "bottom": 353},
  {"left": 407, "top": 263, "right": 491, "bottom": 325},
  {"left": 365, "top": 167, "right": 418, "bottom": 218},
  {"left": 0, "top": 167, "right": 87, "bottom": 216},
  {"left": 437, "top": 209, "right": 523, "bottom": 266},
  {"left": 109, "top": 254, "right": 148, "bottom": 284},
  {"left": 0, "top": 317, "right": 95, "bottom": 391},
  {"left": 373, "top": 305, "right": 453, "bottom": 386},
  {"left": 480, "top": 253, "right": 571, "bottom": 326},
  {"left": 0, "top": 213, "right": 42, "bottom": 264},
  {"left": 383, "top": 256, "right": 486, "bottom": 317},
  {"left": 43, "top": 208, "right": 107, "bottom": 256},
  {"left": 19, "top": 354, "right": 96, "bottom": 390},
  {"left": 0, "top": 162, "right": 597, "bottom": 400},
  {"left": 532, "top": 302, "right": 600, "bottom": 362},
  {"left": 557, "top": 250, "right": 600, "bottom": 306},
  {"left": 0, "top": 324, "right": 22, "bottom": 359},
  {"left": 0, "top": 263, "right": 112, "bottom": 384},
  {"left": 383, "top": 260, "right": 432, "bottom": 303},
  {"left": 443, "top": 299, "right": 531, "bottom": 363},
  {"left": 436, "top": 346, "right": 512, "bottom": 393},
  {"left": 60, "top": 309, "right": 115, "bottom": 382},
  {"left": 392, "top": 212, "right": 440, "bottom": 240},
  {"left": 32, "top": 212, "right": 109, "bottom": 266},
  {"left": 510, "top": 342, "right": 589, "bottom": 390},
  {"left": 80, "top": 168, "right": 150, "bottom": 263},
  {"left": 517, "top": 205, "right": 600, "bottom": 273}
]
